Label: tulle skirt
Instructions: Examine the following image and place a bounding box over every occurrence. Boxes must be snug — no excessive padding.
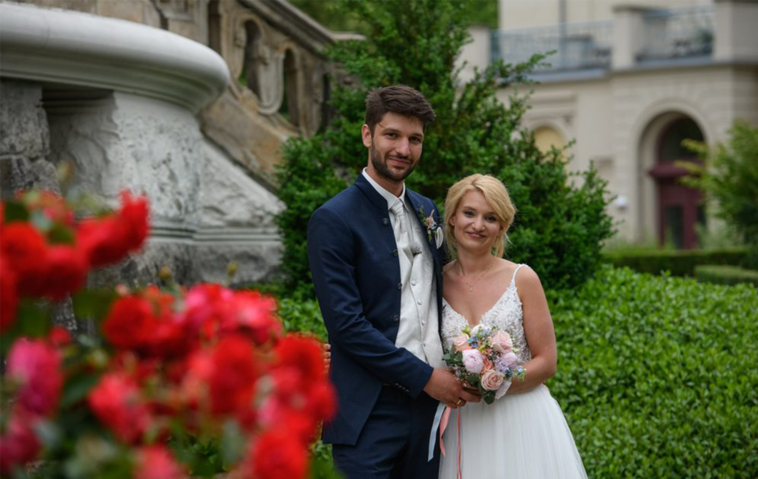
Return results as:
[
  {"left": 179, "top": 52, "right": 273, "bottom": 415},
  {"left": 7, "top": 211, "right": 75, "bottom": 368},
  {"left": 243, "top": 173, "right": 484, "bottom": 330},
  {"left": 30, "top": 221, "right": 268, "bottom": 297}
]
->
[{"left": 438, "top": 385, "right": 587, "bottom": 479}]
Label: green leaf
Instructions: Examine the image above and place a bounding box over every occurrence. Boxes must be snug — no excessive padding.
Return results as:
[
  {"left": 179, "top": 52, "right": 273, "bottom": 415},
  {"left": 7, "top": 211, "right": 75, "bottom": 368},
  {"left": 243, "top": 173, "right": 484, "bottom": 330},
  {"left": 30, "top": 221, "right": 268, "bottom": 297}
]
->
[
  {"left": 72, "top": 289, "right": 119, "bottom": 321},
  {"left": 2, "top": 200, "right": 30, "bottom": 223},
  {"left": 61, "top": 372, "right": 102, "bottom": 408}
]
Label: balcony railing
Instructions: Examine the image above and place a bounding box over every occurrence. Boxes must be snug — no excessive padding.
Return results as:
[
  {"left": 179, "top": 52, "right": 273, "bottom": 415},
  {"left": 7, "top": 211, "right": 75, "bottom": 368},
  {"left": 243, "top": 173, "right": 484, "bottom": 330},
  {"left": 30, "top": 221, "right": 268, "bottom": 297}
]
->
[
  {"left": 638, "top": 6, "right": 714, "bottom": 61},
  {"left": 492, "top": 20, "right": 613, "bottom": 72},
  {"left": 491, "top": 6, "right": 715, "bottom": 73}
]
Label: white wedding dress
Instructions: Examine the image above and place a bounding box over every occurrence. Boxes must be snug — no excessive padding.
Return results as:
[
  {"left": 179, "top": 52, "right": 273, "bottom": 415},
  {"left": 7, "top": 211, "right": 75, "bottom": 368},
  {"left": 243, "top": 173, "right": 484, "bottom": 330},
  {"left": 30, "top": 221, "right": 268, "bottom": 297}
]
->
[{"left": 438, "top": 265, "right": 587, "bottom": 479}]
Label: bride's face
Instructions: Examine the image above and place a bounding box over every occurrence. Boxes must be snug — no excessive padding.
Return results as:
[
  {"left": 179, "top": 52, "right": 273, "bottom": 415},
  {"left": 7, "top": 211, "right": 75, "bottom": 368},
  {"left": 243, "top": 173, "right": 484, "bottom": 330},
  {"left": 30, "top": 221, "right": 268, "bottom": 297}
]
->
[{"left": 450, "top": 190, "right": 503, "bottom": 254}]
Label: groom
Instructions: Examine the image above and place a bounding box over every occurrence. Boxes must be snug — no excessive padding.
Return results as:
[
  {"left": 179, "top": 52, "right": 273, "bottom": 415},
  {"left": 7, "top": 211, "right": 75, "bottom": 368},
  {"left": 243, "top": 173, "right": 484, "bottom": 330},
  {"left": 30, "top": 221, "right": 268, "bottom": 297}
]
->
[{"left": 308, "top": 85, "right": 478, "bottom": 479}]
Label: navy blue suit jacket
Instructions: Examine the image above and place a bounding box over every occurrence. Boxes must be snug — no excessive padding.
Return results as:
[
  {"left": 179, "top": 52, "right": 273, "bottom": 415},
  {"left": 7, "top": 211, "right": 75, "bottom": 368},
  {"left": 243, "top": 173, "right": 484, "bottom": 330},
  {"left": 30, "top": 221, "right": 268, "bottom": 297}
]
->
[{"left": 308, "top": 174, "right": 445, "bottom": 446}]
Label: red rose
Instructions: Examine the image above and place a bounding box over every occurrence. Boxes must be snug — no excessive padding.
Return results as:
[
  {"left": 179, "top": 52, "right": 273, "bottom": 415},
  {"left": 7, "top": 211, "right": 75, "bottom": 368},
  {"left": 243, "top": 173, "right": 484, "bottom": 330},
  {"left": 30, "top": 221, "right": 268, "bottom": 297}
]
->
[
  {"left": 274, "top": 335, "right": 328, "bottom": 384},
  {"left": 228, "top": 291, "right": 281, "bottom": 345},
  {"left": 179, "top": 350, "right": 213, "bottom": 411},
  {"left": 102, "top": 296, "right": 157, "bottom": 350},
  {"left": 250, "top": 429, "right": 308, "bottom": 479},
  {"left": 118, "top": 191, "right": 149, "bottom": 252},
  {"left": 77, "top": 216, "right": 128, "bottom": 268},
  {"left": 88, "top": 372, "right": 150, "bottom": 444},
  {"left": 7, "top": 339, "right": 62, "bottom": 417},
  {"left": 76, "top": 191, "right": 149, "bottom": 268},
  {"left": 209, "top": 335, "right": 259, "bottom": 415},
  {"left": 0, "top": 256, "right": 18, "bottom": 332},
  {"left": 48, "top": 326, "right": 72, "bottom": 347},
  {"left": 181, "top": 283, "right": 235, "bottom": 341},
  {"left": 0, "top": 408, "right": 41, "bottom": 476},
  {"left": 40, "top": 245, "right": 89, "bottom": 301},
  {"left": 305, "top": 381, "right": 337, "bottom": 423},
  {"left": 133, "top": 445, "right": 185, "bottom": 479},
  {"left": 1, "top": 222, "right": 49, "bottom": 296}
]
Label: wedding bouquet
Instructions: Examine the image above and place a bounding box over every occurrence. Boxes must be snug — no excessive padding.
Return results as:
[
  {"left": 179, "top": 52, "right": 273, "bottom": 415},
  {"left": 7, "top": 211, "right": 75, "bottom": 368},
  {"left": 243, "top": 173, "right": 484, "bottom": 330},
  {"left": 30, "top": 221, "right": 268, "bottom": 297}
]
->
[{"left": 443, "top": 324, "right": 526, "bottom": 404}]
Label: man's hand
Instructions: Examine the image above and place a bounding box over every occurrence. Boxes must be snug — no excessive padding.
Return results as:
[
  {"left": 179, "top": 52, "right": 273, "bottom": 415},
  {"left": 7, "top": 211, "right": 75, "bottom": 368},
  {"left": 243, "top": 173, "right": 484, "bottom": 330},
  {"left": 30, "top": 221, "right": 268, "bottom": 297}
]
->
[
  {"left": 423, "top": 368, "right": 480, "bottom": 408},
  {"left": 323, "top": 342, "right": 331, "bottom": 369}
]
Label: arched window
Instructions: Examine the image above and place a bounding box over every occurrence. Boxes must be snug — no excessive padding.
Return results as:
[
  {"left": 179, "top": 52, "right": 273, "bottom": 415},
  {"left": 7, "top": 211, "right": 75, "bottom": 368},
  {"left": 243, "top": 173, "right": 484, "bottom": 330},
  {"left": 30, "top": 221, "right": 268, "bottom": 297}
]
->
[
  {"left": 533, "top": 126, "right": 567, "bottom": 153},
  {"left": 239, "top": 21, "right": 261, "bottom": 97},
  {"left": 280, "top": 49, "right": 299, "bottom": 126},
  {"left": 658, "top": 118, "right": 704, "bottom": 163}
]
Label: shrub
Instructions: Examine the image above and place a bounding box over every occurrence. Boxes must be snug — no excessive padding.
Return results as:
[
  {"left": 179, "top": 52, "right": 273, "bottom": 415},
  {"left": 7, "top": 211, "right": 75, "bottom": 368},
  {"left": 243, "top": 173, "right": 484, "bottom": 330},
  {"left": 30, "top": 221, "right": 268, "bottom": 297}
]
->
[
  {"left": 683, "top": 120, "right": 758, "bottom": 269},
  {"left": 695, "top": 264, "right": 758, "bottom": 287},
  {"left": 278, "top": 296, "right": 327, "bottom": 340},
  {"left": 602, "top": 247, "right": 747, "bottom": 276},
  {"left": 276, "top": 0, "right": 614, "bottom": 296},
  {"left": 548, "top": 266, "right": 758, "bottom": 477}
]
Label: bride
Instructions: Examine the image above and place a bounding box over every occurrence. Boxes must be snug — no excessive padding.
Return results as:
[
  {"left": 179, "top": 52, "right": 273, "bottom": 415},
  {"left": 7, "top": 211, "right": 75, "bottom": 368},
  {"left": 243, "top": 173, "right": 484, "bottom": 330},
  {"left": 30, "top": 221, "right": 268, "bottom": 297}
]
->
[{"left": 438, "top": 174, "right": 586, "bottom": 479}]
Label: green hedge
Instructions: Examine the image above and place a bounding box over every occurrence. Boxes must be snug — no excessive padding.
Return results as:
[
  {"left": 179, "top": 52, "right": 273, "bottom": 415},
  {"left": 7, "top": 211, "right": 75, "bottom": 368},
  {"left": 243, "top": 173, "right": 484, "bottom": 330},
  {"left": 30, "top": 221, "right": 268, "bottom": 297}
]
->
[
  {"left": 602, "top": 247, "right": 747, "bottom": 277},
  {"left": 695, "top": 265, "right": 758, "bottom": 287},
  {"left": 274, "top": 266, "right": 758, "bottom": 477},
  {"left": 548, "top": 266, "right": 758, "bottom": 477}
]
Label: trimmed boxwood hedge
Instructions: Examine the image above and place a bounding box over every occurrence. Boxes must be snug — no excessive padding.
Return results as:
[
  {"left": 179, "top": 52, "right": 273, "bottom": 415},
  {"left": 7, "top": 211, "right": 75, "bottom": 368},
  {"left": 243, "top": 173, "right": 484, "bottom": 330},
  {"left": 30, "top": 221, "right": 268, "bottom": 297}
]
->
[
  {"left": 695, "top": 265, "right": 758, "bottom": 287},
  {"left": 548, "top": 266, "right": 758, "bottom": 478},
  {"left": 602, "top": 247, "right": 747, "bottom": 277},
  {"left": 276, "top": 266, "right": 758, "bottom": 477}
]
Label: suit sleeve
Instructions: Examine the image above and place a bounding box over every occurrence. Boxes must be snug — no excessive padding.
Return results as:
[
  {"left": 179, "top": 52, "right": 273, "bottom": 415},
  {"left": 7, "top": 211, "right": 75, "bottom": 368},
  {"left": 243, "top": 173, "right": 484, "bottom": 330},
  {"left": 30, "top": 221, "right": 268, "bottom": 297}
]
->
[{"left": 307, "top": 207, "right": 433, "bottom": 397}]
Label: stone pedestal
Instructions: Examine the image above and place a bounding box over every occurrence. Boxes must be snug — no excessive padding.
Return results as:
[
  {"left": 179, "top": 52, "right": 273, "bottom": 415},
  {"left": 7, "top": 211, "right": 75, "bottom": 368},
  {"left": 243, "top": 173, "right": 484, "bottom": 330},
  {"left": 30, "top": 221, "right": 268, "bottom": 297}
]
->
[{"left": 0, "top": 2, "right": 283, "bottom": 289}]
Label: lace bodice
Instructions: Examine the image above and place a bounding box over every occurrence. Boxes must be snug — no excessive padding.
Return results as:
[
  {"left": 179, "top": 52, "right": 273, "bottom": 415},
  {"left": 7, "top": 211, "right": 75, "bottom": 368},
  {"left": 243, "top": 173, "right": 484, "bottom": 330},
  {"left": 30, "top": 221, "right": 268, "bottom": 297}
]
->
[{"left": 441, "top": 264, "right": 532, "bottom": 364}]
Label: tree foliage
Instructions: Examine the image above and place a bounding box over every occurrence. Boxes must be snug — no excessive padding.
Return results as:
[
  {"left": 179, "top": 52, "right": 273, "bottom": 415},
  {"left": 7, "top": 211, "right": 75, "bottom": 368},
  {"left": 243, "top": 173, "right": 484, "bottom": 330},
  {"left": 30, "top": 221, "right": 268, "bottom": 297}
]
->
[
  {"left": 683, "top": 120, "right": 758, "bottom": 268},
  {"left": 288, "top": 0, "right": 499, "bottom": 33},
  {"left": 276, "top": 0, "right": 614, "bottom": 295}
]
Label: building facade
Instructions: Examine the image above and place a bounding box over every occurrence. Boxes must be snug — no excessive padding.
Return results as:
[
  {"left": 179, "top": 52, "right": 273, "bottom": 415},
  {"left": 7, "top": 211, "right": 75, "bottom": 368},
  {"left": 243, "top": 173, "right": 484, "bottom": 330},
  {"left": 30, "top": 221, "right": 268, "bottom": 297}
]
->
[{"left": 463, "top": 0, "right": 758, "bottom": 248}]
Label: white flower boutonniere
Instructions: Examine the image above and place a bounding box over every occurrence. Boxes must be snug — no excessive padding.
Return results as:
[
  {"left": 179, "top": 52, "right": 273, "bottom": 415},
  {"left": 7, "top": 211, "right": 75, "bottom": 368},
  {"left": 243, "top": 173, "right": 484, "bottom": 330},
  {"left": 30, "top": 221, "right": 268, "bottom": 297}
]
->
[{"left": 417, "top": 205, "right": 444, "bottom": 249}]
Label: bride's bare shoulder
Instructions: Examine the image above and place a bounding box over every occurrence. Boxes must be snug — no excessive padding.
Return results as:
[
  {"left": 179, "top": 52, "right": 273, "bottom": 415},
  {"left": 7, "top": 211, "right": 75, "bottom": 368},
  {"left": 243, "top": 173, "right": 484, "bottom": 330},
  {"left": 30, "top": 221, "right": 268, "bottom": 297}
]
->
[{"left": 443, "top": 259, "right": 458, "bottom": 275}]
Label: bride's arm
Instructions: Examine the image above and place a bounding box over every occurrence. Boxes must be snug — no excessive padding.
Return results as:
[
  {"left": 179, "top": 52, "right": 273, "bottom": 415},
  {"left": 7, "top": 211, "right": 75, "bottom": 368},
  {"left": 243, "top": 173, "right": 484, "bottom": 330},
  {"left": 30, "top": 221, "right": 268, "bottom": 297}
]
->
[{"left": 505, "top": 267, "right": 557, "bottom": 394}]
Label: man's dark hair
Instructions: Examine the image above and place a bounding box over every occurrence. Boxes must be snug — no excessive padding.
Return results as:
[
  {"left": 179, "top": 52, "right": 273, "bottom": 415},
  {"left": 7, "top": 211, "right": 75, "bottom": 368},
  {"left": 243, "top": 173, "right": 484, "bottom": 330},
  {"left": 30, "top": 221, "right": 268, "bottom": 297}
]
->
[{"left": 365, "top": 85, "right": 436, "bottom": 134}]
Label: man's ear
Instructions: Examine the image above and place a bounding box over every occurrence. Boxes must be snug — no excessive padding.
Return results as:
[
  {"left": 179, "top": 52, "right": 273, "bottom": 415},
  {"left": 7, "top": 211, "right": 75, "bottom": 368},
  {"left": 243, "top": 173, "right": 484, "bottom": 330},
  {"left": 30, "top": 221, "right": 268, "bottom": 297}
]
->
[{"left": 361, "top": 124, "right": 372, "bottom": 148}]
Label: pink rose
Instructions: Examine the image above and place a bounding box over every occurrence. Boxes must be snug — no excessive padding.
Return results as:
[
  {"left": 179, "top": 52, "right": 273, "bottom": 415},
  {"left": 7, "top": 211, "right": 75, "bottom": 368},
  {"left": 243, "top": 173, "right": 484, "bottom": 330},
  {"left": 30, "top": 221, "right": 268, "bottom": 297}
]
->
[
  {"left": 7, "top": 339, "right": 62, "bottom": 417},
  {"left": 461, "top": 349, "right": 484, "bottom": 374},
  {"left": 481, "top": 357, "right": 494, "bottom": 372},
  {"left": 490, "top": 330, "right": 513, "bottom": 354},
  {"left": 501, "top": 351, "right": 518, "bottom": 369},
  {"left": 481, "top": 369, "right": 505, "bottom": 391},
  {"left": 0, "top": 408, "right": 41, "bottom": 475},
  {"left": 452, "top": 334, "right": 471, "bottom": 352},
  {"left": 134, "top": 445, "right": 185, "bottom": 479}
]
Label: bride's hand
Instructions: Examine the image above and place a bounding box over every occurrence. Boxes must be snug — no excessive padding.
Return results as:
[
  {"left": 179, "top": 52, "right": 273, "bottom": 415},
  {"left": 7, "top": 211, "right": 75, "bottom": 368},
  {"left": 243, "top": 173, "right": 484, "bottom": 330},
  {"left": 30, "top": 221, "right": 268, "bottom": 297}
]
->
[{"left": 322, "top": 342, "right": 331, "bottom": 369}]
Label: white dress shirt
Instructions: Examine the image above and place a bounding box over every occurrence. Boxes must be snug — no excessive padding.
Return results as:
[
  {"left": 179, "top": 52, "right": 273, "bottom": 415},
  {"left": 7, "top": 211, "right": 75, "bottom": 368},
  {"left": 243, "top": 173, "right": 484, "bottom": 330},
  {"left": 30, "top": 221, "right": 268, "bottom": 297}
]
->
[{"left": 361, "top": 169, "right": 444, "bottom": 369}]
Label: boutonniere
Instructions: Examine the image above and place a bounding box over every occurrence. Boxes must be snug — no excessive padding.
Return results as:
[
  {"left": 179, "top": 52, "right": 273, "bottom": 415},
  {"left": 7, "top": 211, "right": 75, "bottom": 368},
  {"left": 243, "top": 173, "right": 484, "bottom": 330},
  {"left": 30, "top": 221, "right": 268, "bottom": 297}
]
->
[{"left": 417, "top": 205, "right": 444, "bottom": 249}]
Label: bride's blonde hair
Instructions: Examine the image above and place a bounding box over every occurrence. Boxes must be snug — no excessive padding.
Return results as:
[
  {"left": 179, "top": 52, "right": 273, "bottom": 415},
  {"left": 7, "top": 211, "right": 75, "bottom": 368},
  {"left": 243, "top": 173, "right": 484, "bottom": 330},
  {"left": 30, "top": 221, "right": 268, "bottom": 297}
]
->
[{"left": 443, "top": 174, "right": 516, "bottom": 258}]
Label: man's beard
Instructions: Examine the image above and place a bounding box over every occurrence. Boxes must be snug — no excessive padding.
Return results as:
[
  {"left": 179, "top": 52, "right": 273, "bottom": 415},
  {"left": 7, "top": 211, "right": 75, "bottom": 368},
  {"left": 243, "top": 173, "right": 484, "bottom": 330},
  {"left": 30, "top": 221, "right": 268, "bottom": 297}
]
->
[{"left": 370, "top": 143, "right": 416, "bottom": 182}]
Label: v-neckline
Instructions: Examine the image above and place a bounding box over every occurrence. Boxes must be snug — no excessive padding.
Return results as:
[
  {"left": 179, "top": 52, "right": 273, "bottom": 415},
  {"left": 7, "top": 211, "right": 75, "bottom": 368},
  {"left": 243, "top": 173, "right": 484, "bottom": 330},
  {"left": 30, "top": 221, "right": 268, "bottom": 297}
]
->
[{"left": 442, "top": 284, "right": 516, "bottom": 328}]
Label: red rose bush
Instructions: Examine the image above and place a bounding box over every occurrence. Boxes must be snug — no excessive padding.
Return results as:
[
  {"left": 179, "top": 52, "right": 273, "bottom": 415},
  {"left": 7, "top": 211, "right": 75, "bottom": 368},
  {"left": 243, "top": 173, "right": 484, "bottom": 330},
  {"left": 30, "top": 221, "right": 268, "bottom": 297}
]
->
[{"left": 0, "top": 190, "right": 336, "bottom": 478}]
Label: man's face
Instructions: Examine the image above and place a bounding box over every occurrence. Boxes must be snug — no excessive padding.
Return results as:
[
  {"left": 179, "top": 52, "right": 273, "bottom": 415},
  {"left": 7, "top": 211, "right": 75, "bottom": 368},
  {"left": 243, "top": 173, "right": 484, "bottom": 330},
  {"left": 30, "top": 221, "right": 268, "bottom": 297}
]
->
[{"left": 362, "top": 112, "right": 424, "bottom": 185}]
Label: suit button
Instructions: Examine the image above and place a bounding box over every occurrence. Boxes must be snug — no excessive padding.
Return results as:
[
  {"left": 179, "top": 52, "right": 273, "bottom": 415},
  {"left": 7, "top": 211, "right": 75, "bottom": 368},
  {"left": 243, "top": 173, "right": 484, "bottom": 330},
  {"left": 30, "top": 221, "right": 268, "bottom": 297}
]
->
[
  {"left": 392, "top": 249, "right": 398, "bottom": 257},
  {"left": 397, "top": 282, "right": 402, "bottom": 290},
  {"left": 382, "top": 218, "right": 390, "bottom": 225},
  {"left": 392, "top": 315, "right": 399, "bottom": 322}
]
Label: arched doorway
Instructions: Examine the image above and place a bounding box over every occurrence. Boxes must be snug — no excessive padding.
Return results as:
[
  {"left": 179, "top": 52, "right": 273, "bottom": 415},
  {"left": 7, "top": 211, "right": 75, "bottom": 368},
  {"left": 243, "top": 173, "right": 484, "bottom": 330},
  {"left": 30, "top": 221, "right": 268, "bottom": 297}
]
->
[{"left": 648, "top": 117, "right": 704, "bottom": 249}]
